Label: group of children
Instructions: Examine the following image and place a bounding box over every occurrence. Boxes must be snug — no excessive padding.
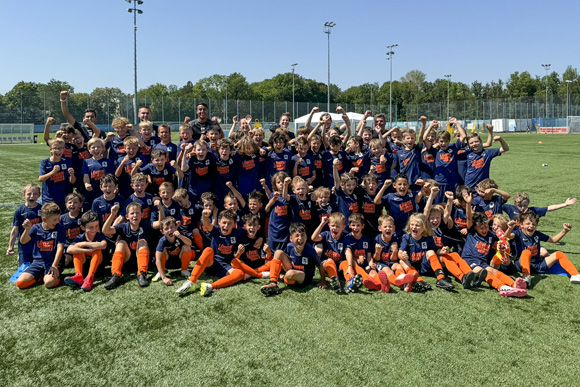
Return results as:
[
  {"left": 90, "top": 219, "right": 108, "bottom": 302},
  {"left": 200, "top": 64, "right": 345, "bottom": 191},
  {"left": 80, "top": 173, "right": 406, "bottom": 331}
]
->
[{"left": 7, "top": 104, "right": 579, "bottom": 299}]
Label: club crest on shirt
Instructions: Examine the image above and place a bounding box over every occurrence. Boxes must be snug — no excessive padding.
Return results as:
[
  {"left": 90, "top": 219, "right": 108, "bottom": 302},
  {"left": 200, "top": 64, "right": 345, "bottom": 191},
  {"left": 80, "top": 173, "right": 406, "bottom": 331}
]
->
[{"left": 421, "top": 242, "right": 427, "bottom": 249}]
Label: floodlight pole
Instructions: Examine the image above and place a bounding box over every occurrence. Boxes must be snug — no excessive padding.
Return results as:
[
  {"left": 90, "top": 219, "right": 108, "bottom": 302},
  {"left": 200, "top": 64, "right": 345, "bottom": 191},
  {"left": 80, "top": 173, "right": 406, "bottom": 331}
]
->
[
  {"left": 291, "top": 63, "right": 298, "bottom": 131},
  {"left": 324, "top": 22, "right": 335, "bottom": 113},
  {"left": 566, "top": 80, "right": 572, "bottom": 118},
  {"left": 386, "top": 44, "right": 398, "bottom": 129},
  {"left": 542, "top": 64, "right": 551, "bottom": 118},
  {"left": 127, "top": 0, "right": 143, "bottom": 124},
  {"left": 445, "top": 74, "right": 452, "bottom": 118}
]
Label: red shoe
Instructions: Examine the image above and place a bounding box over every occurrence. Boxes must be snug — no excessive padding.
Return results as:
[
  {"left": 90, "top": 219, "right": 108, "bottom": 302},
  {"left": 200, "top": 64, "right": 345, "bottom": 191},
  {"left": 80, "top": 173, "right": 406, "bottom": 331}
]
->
[
  {"left": 499, "top": 285, "right": 527, "bottom": 298},
  {"left": 64, "top": 273, "right": 84, "bottom": 288},
  {"left": 394, "top": 272, "right": 418, "bottom": 286},
  {"left": 81, "top": 275, "right": 94, "bottom": 292},
  {"left": 378, "top": 271, "right": 391, "bottom": 293},
  {"left": 362, "top": 278, "right": 382, "bottom": 291},
  {"left": 514, "top": 277, "right": 527, "bottom": 290}
]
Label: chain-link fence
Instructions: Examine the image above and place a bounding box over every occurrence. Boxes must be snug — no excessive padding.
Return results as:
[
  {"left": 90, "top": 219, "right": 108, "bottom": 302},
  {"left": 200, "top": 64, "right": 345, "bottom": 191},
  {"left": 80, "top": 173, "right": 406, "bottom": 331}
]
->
[{"left": 1, "top": 90, "right": 578, "bottom": 129}]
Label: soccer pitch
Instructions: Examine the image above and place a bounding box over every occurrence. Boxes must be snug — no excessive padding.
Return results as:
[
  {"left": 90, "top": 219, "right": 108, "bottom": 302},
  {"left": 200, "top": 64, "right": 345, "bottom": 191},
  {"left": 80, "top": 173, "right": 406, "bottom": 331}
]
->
[{"left": 0, "top": 133, "right": 579, "bottom": 386}]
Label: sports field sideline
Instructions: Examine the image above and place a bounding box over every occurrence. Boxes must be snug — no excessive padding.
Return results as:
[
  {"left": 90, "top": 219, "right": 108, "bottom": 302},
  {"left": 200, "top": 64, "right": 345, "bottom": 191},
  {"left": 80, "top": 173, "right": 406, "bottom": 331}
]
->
[{"left": 0, "top": 133, "right": 579, "bottom": 386}]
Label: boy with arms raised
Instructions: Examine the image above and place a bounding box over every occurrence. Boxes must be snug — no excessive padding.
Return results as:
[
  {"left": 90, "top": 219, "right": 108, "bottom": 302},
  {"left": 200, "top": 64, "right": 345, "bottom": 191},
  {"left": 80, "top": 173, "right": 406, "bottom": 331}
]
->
[
  {"left": 39, "top": 138, "right": 76, "bottom": 211},
  {"left": 311, "top": 212, "right": 349, "bottom": 293},
  {"left": 261, "top": 222, "right": 325, "bottom": 296},
  {"left": 15, "top": 203, "right": 65, "bottom": 289}
]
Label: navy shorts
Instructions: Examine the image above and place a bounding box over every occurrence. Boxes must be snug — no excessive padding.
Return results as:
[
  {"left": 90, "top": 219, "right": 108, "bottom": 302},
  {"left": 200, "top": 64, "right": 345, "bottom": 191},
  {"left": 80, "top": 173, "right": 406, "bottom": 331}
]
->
[
  {"left": 18, "top": 248, "right": 34, "bottom": 266},
  {"left": 465, "top": 257, "right": 489, "bottom": 270},
  {"left": 515, "top": 259, "right": 550, "bottom": 274},
  {"left": 377, "top": 261, "right": 396, "bottom": 271},
  {"left": 205, "top": 256, "right": 231, "bottom": 278},
  {"left": 24, "top": 259, "right": 63, "bottom": 280},
  {"left": 267, "top": 238, "right": 288, "bottom": 252}
]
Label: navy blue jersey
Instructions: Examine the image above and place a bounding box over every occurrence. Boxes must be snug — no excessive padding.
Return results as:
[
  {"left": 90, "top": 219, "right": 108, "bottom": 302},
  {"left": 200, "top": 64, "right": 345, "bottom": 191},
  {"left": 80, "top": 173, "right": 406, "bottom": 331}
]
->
[
  {"left": 153, "top": 142, "right": 178, "bottom": 162},
  {"left": 359, "top": 189, "right": 381, "bottom": 237},
  {"left": 308, "top": 149, "right": 324, "bottom": 187},
  {"left": 461, "top": 229, "right": 498, "bottom": 262},
  {"left": 210, "top": 225, "right": 246, "bottom": 263},
  {"left": 335, "top": 187, "right": 360, "bottom": 225},
  {"left": 71, "top": 231, "right": 106, "bottom": 246},
  {"left": 239, "top": 235, "right": 265, "bottom": 269},
  {"left": 345, "top": 150, "right": 371, "bottom": 180},
  {"left": 187, "top": 155, "right": 215, "bottom": 197},
  {"left": 511, "top": 229, "right": 550, "bottom": 265},
  {"left": 39, "top": 158, "right": 73, "bottom": 207},
  {"left": 122, "top": 193, "right": 155, "bottom": 221},
  {"left": 345, "top": 233, "right": 374, "bottom": 262},
  {"left": 266, "top": 149, "right": 293, "bottom": 188},
  {"left": 213, "top": 153, "right": 239, "bottom": 202},
  {"left": 92, "top": 194, "right": 125, "bottom": 225},
  {"left": 420, "top": 146, "right": 436, "bottom": 179},
  {"left": 60, "top": 213, "right": 82, "bottom": 247},
  {"left": 267, "top": 193, "right": 291, "bottom": 243},
  {"left": 13, "top": 204, "right": 42, "bottom": 254},
  {"left": 29, "top": 223, "right": 66, "bottom": 261},
  {"left": 460, "top": 147, "right": 501, "bottom": 189},
  {"left": 381, "top": 191, "right": 418, "bottom": 231},
  {"left": 319, "top": 230, "right": 348, "bottom": 263},
  {"left": 313, "top": 202, "right": 338, "bottom": 235},
  {"left": 82, "top": 157, "right": 115, "bottom": 198},
  {"left": 399, "top": 233, "right": 437, "bottom": 263},
  {"left": 107, "top": 135, "right": 128, "bottom": 162},
  {"left": 397, "top": 146, "right": 422, "bottom": 184},
  {"left": 115, "top": 155, "right": 147, "bottom": 198},
  {"left": 374, "top": 233, "right": 399, "bottom": 263},
  {"left": 289, "top": 195, "right": 316, "bottom": 235},
  {"left": 370, "top": 152, "right": 394, "bottom": 186},
  {"left": 502, "top": 204, "right": 548, "bottom": 221},
  {"left": 291, "top": 154, "right": 316, "bottom": 182},
  {"left": 472, "top": 195, "right": 504, "bottom": 221},
  {"left": 321, "top": 150, "right": 348, "bottom": 188},
  {"left": 140, "top": 137, "right": 161, "bottom": 165},
  {"left": 284, "top": 242, "right": 321, "bottom": 278},
  {"left": 152, "top": 200, "right": 182, "bottom": 223},
  {"left": 237, "top": 153, "right": 262, "bottom": 196},
  {"left": 156, "top": 235, "right": 187, "bottom": 256},
  {"left": 434, "top": 143, "right": 459, "bottom": 186},
  {"left": 140, "top": 163, "right": 176, "bottom": 193},
  {"left": 114, "top": 221, "right": 154, "bottom": 251},
  {"left": 177, "top": 202, "right": 200, "bottom": 236}
]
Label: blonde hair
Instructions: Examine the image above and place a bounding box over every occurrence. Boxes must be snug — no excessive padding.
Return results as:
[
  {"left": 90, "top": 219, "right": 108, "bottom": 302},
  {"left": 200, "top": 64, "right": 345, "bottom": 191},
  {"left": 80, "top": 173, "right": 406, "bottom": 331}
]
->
[
  {"left": 328, "top": 212, "right": 345, "bottom": 225},
  {"left": 123, "top": 136, "right": 140, "bottom": 147},
  {"left": 131, "top": 172, "right": 147, "bottom": 184},
  {"left": 87, "top": 138, "right": 105, "bottom": 149},
  {"left": 173, "top": 188, "right": 189, "bottom": 201},
  {"left": 48, "top": 137, "right": 65, "bottom": 148},
  {"left": 405, "top": 213, "right": 433, "bottom": 237},
  {"left": 112, "top": 117, "right": 130, "bottom": 129},
  {"left": 139, "top": 120, "right": 153, "bottom": 129}
]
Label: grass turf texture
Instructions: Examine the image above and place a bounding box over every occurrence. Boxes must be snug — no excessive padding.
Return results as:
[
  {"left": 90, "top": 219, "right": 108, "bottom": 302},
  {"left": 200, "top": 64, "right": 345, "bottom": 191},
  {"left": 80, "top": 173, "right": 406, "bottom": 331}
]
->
[{"left": 1, "top": 133, "right": 579, "bottom": 386}]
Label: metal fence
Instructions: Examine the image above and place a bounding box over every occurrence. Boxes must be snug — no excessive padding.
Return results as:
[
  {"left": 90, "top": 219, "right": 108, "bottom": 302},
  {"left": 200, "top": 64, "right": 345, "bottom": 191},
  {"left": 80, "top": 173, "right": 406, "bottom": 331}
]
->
[{"left": 1, "top": 90, "right": 578, "bottom": 127}]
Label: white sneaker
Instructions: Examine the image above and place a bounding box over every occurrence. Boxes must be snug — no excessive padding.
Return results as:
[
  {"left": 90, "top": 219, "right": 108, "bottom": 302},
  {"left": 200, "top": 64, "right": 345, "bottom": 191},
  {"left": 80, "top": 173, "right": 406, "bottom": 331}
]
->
[
  {"left": 152, "top": 272, "right": 161, "bottom": 282},
  {"left": 570, "top": 274, "right": 580, "bottom": 284},
  {"left": 176, "top": 280, "right": 198, "bottom": 294},
  {"left": 180, "top": 270, "right": 191, "bottom": 278}
]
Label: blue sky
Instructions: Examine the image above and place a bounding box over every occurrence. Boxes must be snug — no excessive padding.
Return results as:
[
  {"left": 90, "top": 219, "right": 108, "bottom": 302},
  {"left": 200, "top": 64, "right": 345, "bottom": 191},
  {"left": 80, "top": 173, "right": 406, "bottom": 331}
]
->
[{"left": 1, "top": 0, "right": 578, "bottom": 94}]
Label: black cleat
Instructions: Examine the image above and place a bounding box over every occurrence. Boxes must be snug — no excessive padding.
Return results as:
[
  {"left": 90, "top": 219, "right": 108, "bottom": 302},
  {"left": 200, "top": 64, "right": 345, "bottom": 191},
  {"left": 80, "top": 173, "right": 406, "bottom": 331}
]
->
[
  {"left": 261, "top": 282, "right": 280, "bottom": 297},
  {"left": 473, "top": 270, "right": 488, "bottom": 288},
  {"left": 137, "top": 271, "right": 149, "bottom": 288},
  {"left": 436, "top": 277, "right": 455, "bottom": 291},
  {"left": 413, "top": 280, "right": 432, "bottom": 292},
  {"left": 462, "top": 271, "right": 475, "bottom": 289},
  {"left": 104, "top": 274, "right": 122, "bottom": 290}
]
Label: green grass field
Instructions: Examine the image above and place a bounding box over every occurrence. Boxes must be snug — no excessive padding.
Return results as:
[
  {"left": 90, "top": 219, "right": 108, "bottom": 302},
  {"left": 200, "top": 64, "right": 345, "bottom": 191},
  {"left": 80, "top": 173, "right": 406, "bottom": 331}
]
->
[{"left": 1, "top": 133, "right": 579, "bottom": 386}]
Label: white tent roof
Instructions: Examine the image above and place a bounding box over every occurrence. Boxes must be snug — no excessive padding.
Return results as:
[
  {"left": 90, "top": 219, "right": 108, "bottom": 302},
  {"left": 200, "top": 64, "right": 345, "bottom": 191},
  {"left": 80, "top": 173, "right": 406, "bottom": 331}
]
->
[{"left": 294, "top": 112, "right": 372, "bottom": 124}]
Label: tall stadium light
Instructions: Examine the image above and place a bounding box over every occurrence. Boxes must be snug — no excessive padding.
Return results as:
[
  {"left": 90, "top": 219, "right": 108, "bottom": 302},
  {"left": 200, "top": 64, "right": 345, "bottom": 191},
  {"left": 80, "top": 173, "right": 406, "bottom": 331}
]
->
[
  {"left": 324, "top": 22, "right": 335, "bottom": 112},
  {"left": 445, "top": 74, "right": 452, "bottom": 118},
  {"left": 127, "top": 0, "right": 143, "bottom": 124},
  {"left": 542, "top": 64, "right": 551, "bottom": 118},
  {"left": 386, "top": 44, "right": 398, "bottom": 129},
  {"left": 566, "top": 79, "right": 573, "bottom": 117},
  {"left": 291, "top": 63, "right": 298, "bottom": 132}
]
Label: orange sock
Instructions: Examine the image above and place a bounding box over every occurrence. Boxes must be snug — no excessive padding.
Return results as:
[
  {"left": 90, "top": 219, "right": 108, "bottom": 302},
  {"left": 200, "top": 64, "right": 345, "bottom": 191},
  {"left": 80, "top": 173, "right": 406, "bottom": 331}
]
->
[
  {"left": 16, "top": 278, "right": 36, "bottom": 289},
  {"left": 212, "top": 269, "right": 244, "bottom": 289},
  {"left": 355, "top": 265, "right": 370, "bottom": 280},
  {"left": 269, "top": 259, "right": 282, "bottom": 283},
  {"left": 189, "top": 248, "right": 214, "bottom": 283},
  {"left": 160, "top": 253, "right": 167, "bottom": 272},
  {"left": 284, "top": 276, "right": 296, "bottom": 285},
  {"left": 257, "top": 262, "right": 271, "bottom": 272},
  {"left": 485, "top": 272, "right": 505, "bottom": 290},
  {"left": 428, "top": 254, "right": 445, "bottom": 280},
  {"left": 137, "top": 249, "right": 150, "bottom": 274},
  {"left": 325, "top": 260, "right": 338, "bottom": 278},
  {"left": 441, "top": 254, "right": 463, "bottom": 280},
  {"left": 111, "top": 251, "right": 125, "bottom": 276},
  {"left": 395, "top": 268, "right": 405, "bottom": 276},
  {"left": 495, "top": 271, "right": 515, "bottom": 287},
  {"left": 192, "top": 233, "right": 204, "bottom": 250},
  {"left": 181, "top": 251, "right": 195, "bottom": 271},
  {"left": 555, "top": 251, "right": 579, "bottom": 276},
  {"left": 519, "top": 250, "right": 532, "bottom": 276},
  {"left": 87, "top": 250, "right": 102, "bottom": 277},
  {"left": 339, "top": 261, "right": 353, "bottom": 281},
  {"left": 73, "top": 253, "right": 84, "bottom": 276},
  {"left": 232, "top": 258, "right": 261, "bottom": 277},
  {"left": 491, "top": 255, "right": 503, "bottom": 266}
]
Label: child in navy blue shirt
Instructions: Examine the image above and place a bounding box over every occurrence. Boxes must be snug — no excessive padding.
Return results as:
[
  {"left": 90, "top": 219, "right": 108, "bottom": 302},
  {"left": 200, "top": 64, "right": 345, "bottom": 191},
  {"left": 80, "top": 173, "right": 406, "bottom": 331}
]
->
[
  {"left": 265, "top": 131, "right": 293, "bottom": 190},
  {"left": 115, "top": 136, "right": 146, "bottom": 198},
  {"left": 291, "top": 137, "right": 317, "bottom": 185},
  {"left": 261, "top": 222, "right": 324, "bottom": 296},
  {"left": 153, "top": 124, "right": 178, "bottom": 162},
  {"left": 7, "top": 184, "right": 42, "bottom": 268},
  {"left": 60, "top": 192, "right": 84, "bottom": 267},
  {"left": 153, "top": 216, "right": 195, "bottom": 286},
  {"left": 82, "top": 138, "right": 115, "bottom": 204},
  {"left": 15, "top": 203, "right": 65, "bottom": 289},
  {"left": 289, "top": 176, "right": 315, "bottom": 238},
  {"left": 265, "top": 172, "right": 292, "bottom": 251},
  {"left": 39, "top": 138, "right": 76, "bottom": 211},
  {"left": 63, "top": 211, "right": 107, "bottom": 292},
  {"left": 374, "top": 173, "right": 423, "bottom": 234},
  {"left": 503, "top": 192, "right": 577, "bottom": 221},
  {"left": 138, "top": 148, "right": 183, "bottom": 195},
  {"left": 138, "top": 120, "right": 160, "bottom": 165},
  {"left": 460, "top": 132, "right": 509, "bottom": 189},
  {"left": 181, "top": 140, "right": 215, "bottom": 203},
  {"left": 121, "top": 173, "right": 155, "bottom": 222},
  {"left": 473, "top": 178, "right": 510, "bottom": 222},
  {"left": 332, "top": 160, "right": 360, "bottom": 226},
  {"left": 311, "top": 212, "right": 349, "bottom": 293}
]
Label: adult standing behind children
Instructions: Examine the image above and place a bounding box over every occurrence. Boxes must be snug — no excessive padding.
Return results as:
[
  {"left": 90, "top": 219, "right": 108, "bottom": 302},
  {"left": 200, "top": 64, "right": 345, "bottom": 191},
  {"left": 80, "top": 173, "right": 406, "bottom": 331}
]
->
[
  {"left": 59, "top": 91, "right": 103, "bottom": 141},
  {"left": 184, "top": 103, "right": 215, "bottom": 141},
  {"left": 137, "top": 106, "right": 159, "bottom": 136}
]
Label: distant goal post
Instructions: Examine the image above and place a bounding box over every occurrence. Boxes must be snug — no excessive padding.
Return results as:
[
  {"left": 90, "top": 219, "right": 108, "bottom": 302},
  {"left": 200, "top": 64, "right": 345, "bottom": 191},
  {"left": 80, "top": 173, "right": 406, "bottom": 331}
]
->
[
  {"left": 0, "top": 123, "right": 35, "bottom": 144},
  {"left": 566, "top": 116, "right": 580, "bottom": 134}
]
